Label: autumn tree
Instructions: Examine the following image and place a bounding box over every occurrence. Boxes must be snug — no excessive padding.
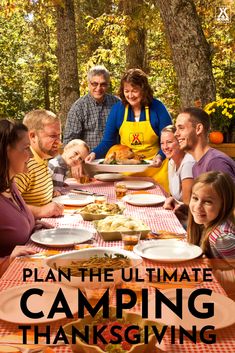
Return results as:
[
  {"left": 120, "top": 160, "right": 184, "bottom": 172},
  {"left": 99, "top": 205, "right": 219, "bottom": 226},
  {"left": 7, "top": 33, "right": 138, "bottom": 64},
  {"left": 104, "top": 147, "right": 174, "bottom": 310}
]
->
[
  {"left": 56, "top": 0, "right": 79, "bottom": 125},
  {"left": 155, "top": 0, "right": 216, "bottom": 108},
  {"left": 119, "top": 0, "right": 146, "bottom": 70}
]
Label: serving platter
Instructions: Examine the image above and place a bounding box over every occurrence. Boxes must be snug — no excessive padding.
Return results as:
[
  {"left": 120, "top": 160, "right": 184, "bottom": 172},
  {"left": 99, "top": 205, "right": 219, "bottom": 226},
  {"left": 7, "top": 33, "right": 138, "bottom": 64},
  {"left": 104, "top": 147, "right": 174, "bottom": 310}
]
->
[
  {"left": 122, "top": 194, "right": 165, "bottom": 206},
  {"left": 148, "top": 288, "right": 235, "bottom": 330},
  {"left": 133, "top": 239, "right": 203, "bottom": 262},
  {"left": 86, "top": 159, "right": 153, "bottom": 173},
  {"left": 30, "top": 228, "right": 93, "bottom": 247}
]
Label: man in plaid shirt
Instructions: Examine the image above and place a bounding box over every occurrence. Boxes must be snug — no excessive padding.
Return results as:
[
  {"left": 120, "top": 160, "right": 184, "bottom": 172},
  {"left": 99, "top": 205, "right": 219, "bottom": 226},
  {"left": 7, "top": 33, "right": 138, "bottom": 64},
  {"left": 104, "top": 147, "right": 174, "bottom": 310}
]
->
[{"left": 63, "top": 65, "right": 119, "bottom": 150}]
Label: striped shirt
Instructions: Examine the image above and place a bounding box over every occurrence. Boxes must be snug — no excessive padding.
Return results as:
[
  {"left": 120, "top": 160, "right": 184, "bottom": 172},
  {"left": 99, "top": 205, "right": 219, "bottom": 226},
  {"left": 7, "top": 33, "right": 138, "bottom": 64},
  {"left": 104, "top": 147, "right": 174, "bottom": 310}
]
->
[
  {"left": 48, "top": 155, "right": 69, "bottom": 189},
  {"left": 14, "top": 148, "right": 53, "bottom": 206},
  {"left": 209, "top": 220, "right": 235, "bottom": 260},
  {"left": 63, "top": 93, "right": 119, "bottom": 149}
]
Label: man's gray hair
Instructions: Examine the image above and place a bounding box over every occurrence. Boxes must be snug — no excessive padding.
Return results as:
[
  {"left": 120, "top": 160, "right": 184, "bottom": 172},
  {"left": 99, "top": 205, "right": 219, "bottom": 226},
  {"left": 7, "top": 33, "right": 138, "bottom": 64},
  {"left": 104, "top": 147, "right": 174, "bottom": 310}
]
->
[{"left": 87, "top": 65, "right": 110, "bottom": 83}]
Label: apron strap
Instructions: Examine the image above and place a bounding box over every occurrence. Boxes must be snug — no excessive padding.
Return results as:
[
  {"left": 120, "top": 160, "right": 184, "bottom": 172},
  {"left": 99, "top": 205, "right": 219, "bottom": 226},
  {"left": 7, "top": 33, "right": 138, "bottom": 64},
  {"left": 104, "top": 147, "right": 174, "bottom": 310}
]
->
[{"left": 124, "top": 105, "right": 150, "bottom": 122}]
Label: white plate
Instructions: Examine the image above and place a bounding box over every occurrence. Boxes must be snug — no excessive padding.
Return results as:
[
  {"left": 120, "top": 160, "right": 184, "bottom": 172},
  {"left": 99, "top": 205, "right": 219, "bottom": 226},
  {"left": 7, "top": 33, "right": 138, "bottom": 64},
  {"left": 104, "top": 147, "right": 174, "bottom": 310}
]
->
[
  {"left": 116, "top": 180, "right": 154, "bottom": 190},
  {"left": 30, "top": 228, "right": 93, "bottom": 247},
  {"left": 94, "top": 173, "right": 123, "bottom": 181},
  {"left": 134, "top": 239, "right": 202, "bottom": 262},
  {"left": 0, "top": 283, "right": 78, "bottom": 324},
  {"left": 86, "top": 159, "right": 153, "bottom": 173},
  {"left": 46, "top": 247, "right": 143, "bottom": 288},
  {"left": 53, "top": 193, "right": 94, "bottom": 206},
  {"left": 122, "top": 193, "right": 165, "bottom": 206},
  {"left": 148, "top": 288, "right": 235, "bottom": 330}
]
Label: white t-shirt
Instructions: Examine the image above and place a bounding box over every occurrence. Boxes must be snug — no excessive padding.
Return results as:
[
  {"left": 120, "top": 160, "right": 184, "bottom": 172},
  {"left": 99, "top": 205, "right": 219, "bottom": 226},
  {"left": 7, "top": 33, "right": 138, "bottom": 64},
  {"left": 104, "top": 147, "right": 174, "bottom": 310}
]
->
[{"left": 168, "top": 153, "right": 195, "bottom": 201}]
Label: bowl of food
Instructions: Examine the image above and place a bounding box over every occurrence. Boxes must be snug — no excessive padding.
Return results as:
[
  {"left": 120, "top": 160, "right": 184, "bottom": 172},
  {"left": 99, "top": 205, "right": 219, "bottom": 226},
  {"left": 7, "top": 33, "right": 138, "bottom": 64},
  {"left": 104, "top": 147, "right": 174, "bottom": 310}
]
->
[
  {"left": 93, "top": 215, "right": 150, "bottom": 241},
  {"left": 78, "top": 202, "right": 124, "bottom": 221},
  {"left": 45, "top": 247, "right": 143, "bottom": 288},
  {"left": 63, "top": 306, "right": 160, "bottom": 353}
]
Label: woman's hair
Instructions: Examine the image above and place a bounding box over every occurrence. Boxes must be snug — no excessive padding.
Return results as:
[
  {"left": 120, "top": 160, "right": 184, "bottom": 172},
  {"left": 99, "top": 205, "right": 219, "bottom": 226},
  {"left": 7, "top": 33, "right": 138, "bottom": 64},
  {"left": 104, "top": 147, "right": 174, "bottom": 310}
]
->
[
  {"left": 161, "top": 125, "right": 176, "bottom": 134},
  {"left": 187, "top": 171, "right": 235, "bottom": 256},
  {"left": 118, "top": 68, "right": 153, "bottom": 106},
  {"left": 0, "top": 119, "right": 28, "bottom": 192}
]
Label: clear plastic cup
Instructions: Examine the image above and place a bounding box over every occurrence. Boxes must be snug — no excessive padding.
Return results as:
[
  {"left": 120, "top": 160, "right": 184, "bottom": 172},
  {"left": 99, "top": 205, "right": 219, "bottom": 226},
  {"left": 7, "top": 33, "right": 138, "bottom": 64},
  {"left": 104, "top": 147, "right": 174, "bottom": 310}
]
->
[{"left": 121, "top": 232, "right": 141, "bottom": 251}]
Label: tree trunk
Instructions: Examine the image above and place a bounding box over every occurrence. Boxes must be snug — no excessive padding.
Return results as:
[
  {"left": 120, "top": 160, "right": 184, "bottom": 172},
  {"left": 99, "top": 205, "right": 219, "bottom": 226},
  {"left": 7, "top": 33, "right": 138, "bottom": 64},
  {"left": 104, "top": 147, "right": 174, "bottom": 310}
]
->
[
  {"left": 155, "top": 0, "right": 216, "bottom": 108},
  {"left": 120, "top": 0, "right": 146, "bottom": 70},
  {"left": 56, "top": 0, "right": 79, "bottom": 126}
]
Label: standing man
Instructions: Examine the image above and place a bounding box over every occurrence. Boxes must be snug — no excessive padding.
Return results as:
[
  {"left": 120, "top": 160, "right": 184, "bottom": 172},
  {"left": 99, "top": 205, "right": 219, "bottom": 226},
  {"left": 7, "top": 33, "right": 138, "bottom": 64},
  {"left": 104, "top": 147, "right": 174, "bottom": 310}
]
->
[
  {"left": 14, "top": 109, "right": 64, "bottom": 218},
  {"left": 63, "top": 65, "right": 119, "bottom": 149}
]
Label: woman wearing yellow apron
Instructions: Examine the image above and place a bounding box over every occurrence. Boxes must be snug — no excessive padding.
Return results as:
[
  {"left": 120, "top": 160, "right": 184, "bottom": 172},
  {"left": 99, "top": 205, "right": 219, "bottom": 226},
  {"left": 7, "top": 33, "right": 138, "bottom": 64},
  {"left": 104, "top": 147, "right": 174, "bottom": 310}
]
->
[{"left": 86, "top": 68, "right": 172, "bottom": 192}]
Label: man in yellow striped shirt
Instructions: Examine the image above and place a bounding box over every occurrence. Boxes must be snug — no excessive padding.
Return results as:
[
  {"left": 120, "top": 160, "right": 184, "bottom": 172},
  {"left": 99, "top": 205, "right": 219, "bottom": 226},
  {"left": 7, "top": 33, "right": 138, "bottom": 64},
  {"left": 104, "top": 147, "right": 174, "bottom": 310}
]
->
[{"left": 15, "top": 109, "right": 64, "bottom": 218}]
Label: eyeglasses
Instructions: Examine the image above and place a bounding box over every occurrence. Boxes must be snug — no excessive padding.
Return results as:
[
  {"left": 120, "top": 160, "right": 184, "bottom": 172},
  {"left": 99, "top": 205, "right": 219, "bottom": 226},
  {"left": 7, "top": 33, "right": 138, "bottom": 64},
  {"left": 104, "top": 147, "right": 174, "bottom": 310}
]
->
[{"left": 90, "top": 81, "right": 108, "bottom": 88}]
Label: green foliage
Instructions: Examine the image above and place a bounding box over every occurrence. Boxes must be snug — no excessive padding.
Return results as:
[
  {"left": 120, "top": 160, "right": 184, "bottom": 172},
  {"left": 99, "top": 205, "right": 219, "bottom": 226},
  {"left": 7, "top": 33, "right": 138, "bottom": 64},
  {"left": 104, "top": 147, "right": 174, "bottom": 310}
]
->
[{"left": 0, "top": 0, "right": 233, "bottom": 121}]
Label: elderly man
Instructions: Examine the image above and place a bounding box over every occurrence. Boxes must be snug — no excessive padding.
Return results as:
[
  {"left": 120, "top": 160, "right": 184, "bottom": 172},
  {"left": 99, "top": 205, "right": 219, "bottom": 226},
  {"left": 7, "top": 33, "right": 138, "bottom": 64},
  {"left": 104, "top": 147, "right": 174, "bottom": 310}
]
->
[
  {"left": 63, "top": 65, "right": 119, "bottom": 149},
  {"left": 14, "top": 109, "right": 64, "bottom": 218}
]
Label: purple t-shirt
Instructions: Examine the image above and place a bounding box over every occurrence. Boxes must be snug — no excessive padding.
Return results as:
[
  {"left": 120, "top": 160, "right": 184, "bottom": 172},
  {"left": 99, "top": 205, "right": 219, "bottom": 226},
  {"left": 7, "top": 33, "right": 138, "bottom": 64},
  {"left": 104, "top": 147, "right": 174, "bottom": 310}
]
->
[
  {"left": 0, "top": 182, "right": 35, "bottom": 256},
  {"left": 193, "top": 148, "right": 235, "bottom": 183}
]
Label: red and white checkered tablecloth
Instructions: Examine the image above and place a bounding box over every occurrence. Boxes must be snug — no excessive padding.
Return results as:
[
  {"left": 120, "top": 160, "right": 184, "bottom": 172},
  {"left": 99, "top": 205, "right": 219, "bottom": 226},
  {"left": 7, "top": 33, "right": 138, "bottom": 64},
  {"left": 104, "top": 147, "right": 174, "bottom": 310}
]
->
[{"left": 1, "top": 179, "right": 235, "bottom": 353}]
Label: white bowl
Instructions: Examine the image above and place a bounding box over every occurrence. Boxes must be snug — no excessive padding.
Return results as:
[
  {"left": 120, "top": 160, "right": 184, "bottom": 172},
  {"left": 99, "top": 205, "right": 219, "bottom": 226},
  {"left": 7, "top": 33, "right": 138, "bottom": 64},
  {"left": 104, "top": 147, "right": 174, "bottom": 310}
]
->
[{"left": 45, "top": 247, "right": 143, "bottom": 288}]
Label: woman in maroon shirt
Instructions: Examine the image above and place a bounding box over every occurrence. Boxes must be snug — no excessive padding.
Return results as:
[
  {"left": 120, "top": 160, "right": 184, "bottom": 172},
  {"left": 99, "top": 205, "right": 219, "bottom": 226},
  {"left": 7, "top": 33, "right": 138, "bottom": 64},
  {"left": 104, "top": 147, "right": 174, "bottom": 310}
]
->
[{"left": 0, "top": 119, "right": 36, "bottom": 275}]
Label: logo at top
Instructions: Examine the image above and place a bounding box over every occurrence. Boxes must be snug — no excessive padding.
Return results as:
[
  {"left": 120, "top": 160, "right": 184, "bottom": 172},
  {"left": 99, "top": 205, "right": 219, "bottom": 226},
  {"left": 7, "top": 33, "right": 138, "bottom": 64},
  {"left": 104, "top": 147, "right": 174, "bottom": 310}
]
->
[{"left": 215, "top": 6, "right": 231, "bottom": 23}]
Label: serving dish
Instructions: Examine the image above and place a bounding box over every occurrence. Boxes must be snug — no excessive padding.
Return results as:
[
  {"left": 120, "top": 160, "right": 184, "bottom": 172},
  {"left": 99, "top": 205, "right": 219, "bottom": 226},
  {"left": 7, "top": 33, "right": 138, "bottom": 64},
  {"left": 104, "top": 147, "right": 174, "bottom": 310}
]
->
[
  {"left": 63, "top": 306, "right": 159, "bottom": 353},
  {"left": 86, "top": 159, "right": 153, "bottom": 173},
  {"left": 78, "top": 202, "right": 124, "bottom": 221},
  {"left": 45, "top": 247, "right": 142, "bottom": 288},
  {"left": 93, "top": 215, "right": 150, "bottom": 241}
]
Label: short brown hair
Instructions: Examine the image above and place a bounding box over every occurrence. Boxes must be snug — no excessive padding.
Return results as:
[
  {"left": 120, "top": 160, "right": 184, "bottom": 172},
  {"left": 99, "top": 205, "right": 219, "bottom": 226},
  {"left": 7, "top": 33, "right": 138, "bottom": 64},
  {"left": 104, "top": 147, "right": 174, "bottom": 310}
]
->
[
  {"left": 181, "top": 107, "right": 210, "bottom": 135},
  {"left": 118, "top": 68, "right": 153, "bottom": 106},
  {"left": 23, "top": 109, "right": 59, "bottom": 131}
]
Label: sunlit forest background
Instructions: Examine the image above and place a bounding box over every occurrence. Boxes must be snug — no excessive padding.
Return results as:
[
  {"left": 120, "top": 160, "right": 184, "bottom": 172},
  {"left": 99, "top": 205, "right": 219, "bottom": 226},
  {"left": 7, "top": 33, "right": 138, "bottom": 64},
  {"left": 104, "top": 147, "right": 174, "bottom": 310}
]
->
[{"left": 0, "top": 0, "right": 234, "bottom": 123}]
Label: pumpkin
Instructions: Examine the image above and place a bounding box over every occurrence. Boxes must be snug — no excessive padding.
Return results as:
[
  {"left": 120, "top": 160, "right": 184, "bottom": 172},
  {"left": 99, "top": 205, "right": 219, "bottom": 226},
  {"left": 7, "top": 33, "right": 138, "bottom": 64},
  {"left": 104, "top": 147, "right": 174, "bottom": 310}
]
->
[{"left": 209, "top": 131, "right": 224, "bottom": 144}]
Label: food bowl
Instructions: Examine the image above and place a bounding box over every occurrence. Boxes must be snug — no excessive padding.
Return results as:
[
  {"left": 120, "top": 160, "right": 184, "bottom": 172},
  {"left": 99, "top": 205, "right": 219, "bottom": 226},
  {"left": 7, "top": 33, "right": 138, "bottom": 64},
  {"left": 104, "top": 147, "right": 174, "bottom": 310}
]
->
[
  {"left": 78, "top": 202, "right": 124, "bottom": 221},
  {"left": 93, "top": 215, "right": 150, "bottom": 241},
  {"left": 63, "top": 306, "right": 159, "bottom": 353},
  {"left": 45, "top": 247, "right": 142, "bottom": 288}
]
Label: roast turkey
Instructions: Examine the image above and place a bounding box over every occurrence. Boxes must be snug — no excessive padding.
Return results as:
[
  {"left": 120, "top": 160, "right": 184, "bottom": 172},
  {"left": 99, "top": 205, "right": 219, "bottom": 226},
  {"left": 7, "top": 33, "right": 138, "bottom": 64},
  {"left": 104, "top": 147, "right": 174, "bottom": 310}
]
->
[{"left": 103, "top": 144, "right": 145, "bottom": 165}]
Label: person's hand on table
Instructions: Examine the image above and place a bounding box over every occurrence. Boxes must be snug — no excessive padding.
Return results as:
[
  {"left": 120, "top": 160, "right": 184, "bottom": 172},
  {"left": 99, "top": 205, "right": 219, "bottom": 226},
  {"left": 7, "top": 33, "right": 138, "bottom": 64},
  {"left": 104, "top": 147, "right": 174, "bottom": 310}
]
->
[
  {"left": 164, "top": 197, "right": 189, "bottom": 223},
  {"left": 85, "top": 152, "right": 96, "bottom": 163},
  {"left": 34, "top": 220, "right": 54, "bottom": 231},
  {"left": 42, "top": 202, "right": 64, "bottom": 217},
  {"left": 152, "top": 154, "right": 163, "bottom": 168},
  {"left": 10, "top": 246, "right": 36, "bottom": 262},
  {"left": 71, "top": 163, "right": 86, "bottom": 180}
]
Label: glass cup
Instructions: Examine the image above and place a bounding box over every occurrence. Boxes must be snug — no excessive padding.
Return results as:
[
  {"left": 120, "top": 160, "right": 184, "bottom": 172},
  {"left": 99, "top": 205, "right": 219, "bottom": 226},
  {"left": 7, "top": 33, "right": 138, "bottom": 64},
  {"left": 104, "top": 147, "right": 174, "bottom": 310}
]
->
[
  {"left": 95, "top": 195, "right": 107, "bottom": 204},
  {"left": 115, "top": 183, "right": 128, "bottom": 199},
  {"left": 79, "top": 175, "right": 91, "bottom": 184},
  {"left": 121, "top": 232, "right": 141, "bottom": 251}
]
